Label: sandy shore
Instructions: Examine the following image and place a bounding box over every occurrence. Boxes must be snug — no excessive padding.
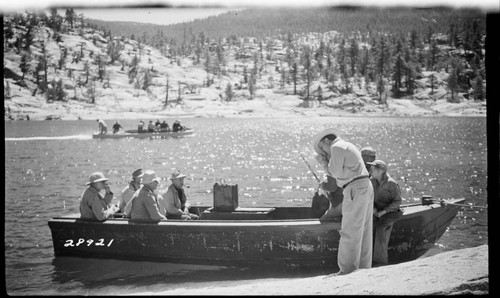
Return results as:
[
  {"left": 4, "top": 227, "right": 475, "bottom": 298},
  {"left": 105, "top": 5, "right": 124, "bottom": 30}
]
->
[{"left": 134, "top": 244, "right": 488, "bottom": 295}]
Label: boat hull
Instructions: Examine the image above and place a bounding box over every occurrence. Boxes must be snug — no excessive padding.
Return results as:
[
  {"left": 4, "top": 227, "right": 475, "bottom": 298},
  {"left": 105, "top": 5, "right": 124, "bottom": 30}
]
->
[
  {"left": 92, "top": 130, "right": 193, "bottom": 139},
  {"left": 48, "top": 199, "right": 464, "bottom": 267}
]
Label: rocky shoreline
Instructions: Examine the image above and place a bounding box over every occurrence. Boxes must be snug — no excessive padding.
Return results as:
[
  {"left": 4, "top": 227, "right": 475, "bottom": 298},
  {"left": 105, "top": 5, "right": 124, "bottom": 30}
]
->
[{"left": 134, "top": 245, "right": 488, "bottom": 295}]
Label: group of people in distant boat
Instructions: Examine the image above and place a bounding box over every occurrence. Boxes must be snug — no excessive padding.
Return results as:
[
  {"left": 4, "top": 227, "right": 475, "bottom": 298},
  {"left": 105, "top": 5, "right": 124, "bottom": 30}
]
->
[
  {"left": 79, "top": 168, "right": 199, "bottom": 223},
  {"left": 137, "top": 119, "right": 186, "bottom": 133},
  {"left": 96, "top": 119, "right": 187, "bottom": 134}
]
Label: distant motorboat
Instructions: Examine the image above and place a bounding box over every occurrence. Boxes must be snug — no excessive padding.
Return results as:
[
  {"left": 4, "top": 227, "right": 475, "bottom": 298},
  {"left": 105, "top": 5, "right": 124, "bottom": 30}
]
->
[{"left": 92, "top": 128, "right": 194, "bottom": 139}]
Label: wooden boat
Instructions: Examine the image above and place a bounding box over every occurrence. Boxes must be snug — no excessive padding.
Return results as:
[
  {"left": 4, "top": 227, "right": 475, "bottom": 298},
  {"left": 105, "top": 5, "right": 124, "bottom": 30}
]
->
[
  {"left": 47, "top": 196, "right": 465, "bottom": 268},
  {"left": 92, "top": 129, "right": 194, "bottom": 139}
]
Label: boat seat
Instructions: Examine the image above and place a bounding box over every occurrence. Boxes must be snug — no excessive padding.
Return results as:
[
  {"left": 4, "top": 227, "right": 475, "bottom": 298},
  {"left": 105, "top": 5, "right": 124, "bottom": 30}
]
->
[{"left": 201, "top": 207, "right": 276, "bottom": 220}]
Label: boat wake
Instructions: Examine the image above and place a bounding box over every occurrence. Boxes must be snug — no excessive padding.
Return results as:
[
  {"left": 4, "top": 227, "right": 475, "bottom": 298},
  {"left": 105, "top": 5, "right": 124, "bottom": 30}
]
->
[{"left": 5, "top": 134, "right": 93, "bottom": 141}]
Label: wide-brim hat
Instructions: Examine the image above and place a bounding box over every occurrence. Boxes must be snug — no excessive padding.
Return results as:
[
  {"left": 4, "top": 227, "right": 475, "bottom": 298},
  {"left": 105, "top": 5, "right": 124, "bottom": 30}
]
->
[
  {"left": 367, "top": 160, "right": 387, "bottom": 171},
  {"left": 142, "top": 170, "right": 161, "bottom": 184},
  {"left": 170, "top": 170, "right": 187, "bottom": 180},
  {"left": 86, "top": 172, "right": 109, "bottom": 185},
  {"left": 312, "top": 128, "right": 341, "bottom": 155}
]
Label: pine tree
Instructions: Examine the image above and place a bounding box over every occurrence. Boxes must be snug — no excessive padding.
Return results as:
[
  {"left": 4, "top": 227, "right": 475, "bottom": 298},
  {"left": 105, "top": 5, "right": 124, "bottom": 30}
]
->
[
  {"left": 225, "top": 82, "right": 233, "bottom": 101},
  {"left": 20, "top": 51, "right": 31, "bottom": 84},
  {"left": 472, "top": 74, "right": 484, "bottom": 101},
  {"left": 165, "top": 75, "right": 170, "bottom": 107},
  {"left": 447, "top": 57, "right": 461, "bottom": 103},
  {"left": 349, "top": 37, "right": 359, "bottom": 76},
  {"left": 65, "top": 8, "right": 76, "bottom": 29},
  {"left": 301, "top": 45, "right": 313, "bottom": 100},
  {"left": 337, "top": 38, "right": 349, "bottom": 92},
  {"left": 392, "top": 38, "right": 404, "bottom": 97},
  {"left": 291, "top": 61, "right": 298, "bottom": 95}
]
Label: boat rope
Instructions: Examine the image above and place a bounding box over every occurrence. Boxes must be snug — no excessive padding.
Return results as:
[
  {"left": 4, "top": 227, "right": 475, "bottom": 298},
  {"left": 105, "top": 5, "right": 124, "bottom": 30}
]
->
[{"left": 297, "top": 150, "right": 321, "bottom": 183}]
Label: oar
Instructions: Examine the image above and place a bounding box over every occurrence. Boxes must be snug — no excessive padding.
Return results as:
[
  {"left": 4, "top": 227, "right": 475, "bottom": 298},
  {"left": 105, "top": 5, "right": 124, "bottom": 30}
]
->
[{"left": 297, "top": 150, "right": 321, "bottom": 183}]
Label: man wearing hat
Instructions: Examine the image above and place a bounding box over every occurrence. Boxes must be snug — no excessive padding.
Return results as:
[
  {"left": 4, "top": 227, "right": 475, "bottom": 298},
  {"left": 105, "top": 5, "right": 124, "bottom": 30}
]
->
[
  {"left": 80, "top": 172, "right": 118, "bottom": 221},
  {"left": 118, "top": 168, "right": 144, "bottom": 213},
  {"left": 367, "top": 160, "right": 402, "bottom": 266},
  {"left": 361, "top": 146, "right": 377, "bottom": 172},
  {"left": 128, "top": 170, "right": 166, "bottom": 220},
  {"left": 96, "top": 119, "right": 108, "bottom": 135},
  {"left": 313, "top": 128, "right": 374, "bottom": 275},
  {"left": 161, "top": 170, "right": 199, "bottom": 220}
]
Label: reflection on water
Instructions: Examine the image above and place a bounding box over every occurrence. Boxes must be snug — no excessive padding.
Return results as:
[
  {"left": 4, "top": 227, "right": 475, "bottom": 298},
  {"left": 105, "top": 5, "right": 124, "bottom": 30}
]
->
[{"left": 4, "top": 117, "right": 487, "bottom": 295}]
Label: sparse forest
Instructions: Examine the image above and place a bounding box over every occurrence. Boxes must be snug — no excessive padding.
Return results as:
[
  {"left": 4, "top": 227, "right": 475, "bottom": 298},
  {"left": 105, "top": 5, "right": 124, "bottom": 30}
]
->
[{"left": 3, "top": 7, "right": 487, "bottom": 120}]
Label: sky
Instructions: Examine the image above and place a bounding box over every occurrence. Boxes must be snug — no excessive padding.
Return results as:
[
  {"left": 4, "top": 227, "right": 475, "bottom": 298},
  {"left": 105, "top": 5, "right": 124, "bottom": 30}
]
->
[{"left": 2, "top": 0, "right": 498, "bottom": 15}]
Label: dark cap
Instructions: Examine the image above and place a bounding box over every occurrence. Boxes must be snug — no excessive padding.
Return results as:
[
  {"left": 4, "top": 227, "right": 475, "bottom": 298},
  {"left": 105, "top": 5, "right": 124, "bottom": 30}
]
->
[
  {"left": 361, "top": 146, "right": 376, "bottom": 157},
  {"left": 132, "top": 168, "right": 144, "bottom": 178}
]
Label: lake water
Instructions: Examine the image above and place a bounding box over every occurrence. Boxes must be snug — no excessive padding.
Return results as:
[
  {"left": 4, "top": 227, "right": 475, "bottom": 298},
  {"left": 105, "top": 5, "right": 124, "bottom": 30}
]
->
[{"left": 4, "top": 117, "right": 488, "bottom": 295}]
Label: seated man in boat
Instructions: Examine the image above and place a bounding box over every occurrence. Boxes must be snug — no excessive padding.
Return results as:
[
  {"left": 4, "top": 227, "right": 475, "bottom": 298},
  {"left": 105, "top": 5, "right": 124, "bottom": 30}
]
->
[
  {"left": 96, "top": 119, "right": 108, "bottom": 135},
  {"left": 118, "top": 168, "right": 143, "bottom": 213},
  {"left": 128, "top": 170, "right": 167, "bottom": 221},
  {"left": 361, "top": 147, "right": 377, "bottom": 172},
  {"left": 367, "top": 160, "right": 402, "bottom": 266},
  {"left": 112, "top": 121, "right": 124, "bottom": 133},
  {"left": 137, "top": 120, "right": 145, "bottom": 132},
  {"left": 160, "top": 120, "right": 170, "bottom": 132},
  {"left": 160, "top": 170, "right": 199, "bottom": 220},
  {"left": 172, "top": 120, "right": 184, "bottom": 132},
  {"left": 147, "top": 120, "right": 156, "bottom": 132},
  {"left": 79, "top": 172, "right": 119, "bottom": 221}
]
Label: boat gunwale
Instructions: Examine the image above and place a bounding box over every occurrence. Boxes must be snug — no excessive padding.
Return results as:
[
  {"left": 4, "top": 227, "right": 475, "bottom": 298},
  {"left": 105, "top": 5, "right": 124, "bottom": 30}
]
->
[{"left": 48, "top": 198, "right": 464, "bottom": 226}]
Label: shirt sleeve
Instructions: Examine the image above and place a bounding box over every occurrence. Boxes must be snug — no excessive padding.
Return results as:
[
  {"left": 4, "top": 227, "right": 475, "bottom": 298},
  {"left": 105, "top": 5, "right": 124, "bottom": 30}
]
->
[
  {"left": 91, "top": 196, "right": 113, "bottom": 221},
  {"left": 103, "top": 191, "right": 114, "bottom": 205},
  {"left": 384, "top": 182, "right": 402, "bottom": 212},
  {"left": 144, "top": 193, "right": 166, "bottom": 220},
  {"left": 328, "top": 146, "right": 346, "bottom": 179}
]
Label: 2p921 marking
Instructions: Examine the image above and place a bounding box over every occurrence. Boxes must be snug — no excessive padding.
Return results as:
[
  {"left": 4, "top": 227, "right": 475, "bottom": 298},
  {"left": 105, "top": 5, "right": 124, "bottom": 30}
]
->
[{"left": 63, "top": 238, "right": 114, "bottom": 247}]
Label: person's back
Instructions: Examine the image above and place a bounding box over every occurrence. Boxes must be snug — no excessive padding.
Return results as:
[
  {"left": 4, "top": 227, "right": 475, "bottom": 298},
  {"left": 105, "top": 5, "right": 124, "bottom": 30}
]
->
[
  {"left": 138, "top": 121, "right": 145, "bottom": 132},
  {"left": 112, "top": 121, "right": 122, "bottom": 133},
  {"left": 148, "top": 121, "right": 155, "bottom": 132},
  {"left": 129, "top": 171, "right": 166, "bottom": 221},
  {"left": 97, "top": 119, "right": 108, "bottom": 134},
  {"left": 173, "top": 121, "right": 181, "bottom": 132}
]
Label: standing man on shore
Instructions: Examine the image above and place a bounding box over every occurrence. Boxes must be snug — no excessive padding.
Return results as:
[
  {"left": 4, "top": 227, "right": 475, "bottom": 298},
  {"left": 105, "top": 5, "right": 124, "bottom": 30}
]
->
[{"left": 313, "top": 128, "right": 374, "bottom": 275}]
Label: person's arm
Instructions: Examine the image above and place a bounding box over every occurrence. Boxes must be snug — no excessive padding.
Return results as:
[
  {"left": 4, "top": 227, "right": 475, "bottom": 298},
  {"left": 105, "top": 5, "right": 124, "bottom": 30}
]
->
[
  {"left": 144, "top": 193, "right": 167, "bottom": 220},
  {"left": 164, "top": 189, "right": 184, "bottom": 216},
  {"left": 384, "top": 182, "right": 402, "bottom": 213},
  {"left": 119, "top": 188, "right": 130, "bottom": 212},
  {"left": 91, "top": 196, "right": 116, "bottom": 221},
  {"left": 328, "top": 146, "right": 346, "bottom": 179},
  {"left": 103, "top": 190, "right": 114, "bottom": 205}
]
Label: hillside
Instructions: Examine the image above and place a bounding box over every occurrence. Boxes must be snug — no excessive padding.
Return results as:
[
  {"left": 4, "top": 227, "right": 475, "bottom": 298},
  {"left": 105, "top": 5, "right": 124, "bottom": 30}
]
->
[{"left": 3, "top": 8, "right": 487, "bottom": 121}]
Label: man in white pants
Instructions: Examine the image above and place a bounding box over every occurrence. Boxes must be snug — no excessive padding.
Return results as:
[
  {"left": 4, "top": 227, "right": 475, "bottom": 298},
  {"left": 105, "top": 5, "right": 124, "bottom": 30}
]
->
[{"left": 313, "top": 128, "right": 374, "bottom": 274}]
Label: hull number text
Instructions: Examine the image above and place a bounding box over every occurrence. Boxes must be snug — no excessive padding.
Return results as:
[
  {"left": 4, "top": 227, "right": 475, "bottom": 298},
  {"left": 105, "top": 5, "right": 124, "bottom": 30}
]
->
[{"left": 63, "top": 238, "right": 114, "bottom": 247}]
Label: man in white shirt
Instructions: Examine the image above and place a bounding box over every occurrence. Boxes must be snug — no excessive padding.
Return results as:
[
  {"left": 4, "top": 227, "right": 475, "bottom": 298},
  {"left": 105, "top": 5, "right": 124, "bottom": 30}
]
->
[{"left": 313, "top": 128, "right": 374, "bottom": 275}]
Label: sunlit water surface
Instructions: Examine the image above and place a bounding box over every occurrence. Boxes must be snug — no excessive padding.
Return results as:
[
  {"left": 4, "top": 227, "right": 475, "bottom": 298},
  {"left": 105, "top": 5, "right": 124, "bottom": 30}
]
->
[{"left": 4, "top": 117, "right": 487, "bottom": 295}]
